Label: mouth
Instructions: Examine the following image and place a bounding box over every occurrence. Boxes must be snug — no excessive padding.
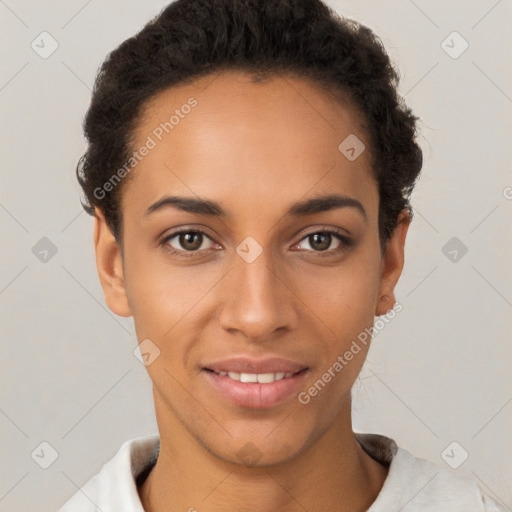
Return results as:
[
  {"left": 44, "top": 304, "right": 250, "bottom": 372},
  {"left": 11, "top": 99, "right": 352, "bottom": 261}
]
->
[
  {"left": 205, "top": 368, "right": 303, "bottom": 383},
  {"left": 202, "top": 364, "right": 309, "bottom": 408}
]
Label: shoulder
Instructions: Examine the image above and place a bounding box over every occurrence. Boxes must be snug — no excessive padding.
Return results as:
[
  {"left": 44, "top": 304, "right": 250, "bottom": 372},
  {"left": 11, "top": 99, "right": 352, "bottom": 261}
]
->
[
  {"left": 356, "top": 433, "right": 508, "bottom": 512},
  {"left": 381, "top": 446, "right": 507, "bottom": 511},
  {"left": 57, "top": 434, "right": 160, "bottom": 512}
]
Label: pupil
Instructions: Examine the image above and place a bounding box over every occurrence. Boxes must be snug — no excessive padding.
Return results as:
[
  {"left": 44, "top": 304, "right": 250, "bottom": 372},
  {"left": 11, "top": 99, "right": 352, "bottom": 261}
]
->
[
  {"left": 311, "top": 233, "right": 330, "bottom": 251},
  {"left": 181, "top": 232, "right": 202, "bottom": 250}
]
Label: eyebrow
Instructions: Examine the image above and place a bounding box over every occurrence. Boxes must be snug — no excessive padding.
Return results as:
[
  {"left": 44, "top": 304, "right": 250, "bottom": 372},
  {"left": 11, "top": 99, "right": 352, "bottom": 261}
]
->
[{"left": 144, "top": 194, "right": 367, "bottom": 221}]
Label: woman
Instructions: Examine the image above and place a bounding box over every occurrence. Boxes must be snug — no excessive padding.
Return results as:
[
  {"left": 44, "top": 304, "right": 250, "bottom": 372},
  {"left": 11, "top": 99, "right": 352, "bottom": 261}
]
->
[{"left": 59, "top": 0, "right": 506, "bottom": 510}]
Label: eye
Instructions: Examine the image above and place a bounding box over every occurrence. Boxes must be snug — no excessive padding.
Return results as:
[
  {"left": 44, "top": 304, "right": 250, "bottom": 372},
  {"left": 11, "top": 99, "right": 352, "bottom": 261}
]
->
[
  {"left": 162, "top": 229, "right": 217, "bottom": 254},
  {"left": 160, "top": 227, "right": 352, "bottom": 258},
  {"left": 295, "top": 229, "right": 350, "bottom": 253}
]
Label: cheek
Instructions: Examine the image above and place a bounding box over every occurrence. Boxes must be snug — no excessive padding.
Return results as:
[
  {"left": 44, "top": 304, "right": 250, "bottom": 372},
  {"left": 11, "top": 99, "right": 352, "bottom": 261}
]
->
[
  {"left": 295, "top": 248, "right": 381, "bottom": 334},
  {"left": 123, "top": 227, "right": 382, "bottom": 345},
  {"left": 122, "top": 241, "right": 176, "bottom": 336},
  {"left": 296, "top": 259, "right": 380, "bottom": 412},
  {"left": 122, "top": 244, "right": 223, "bottom": 339},
  {"left": 295, "top": 248, "right": 382, "bottom": 403}
]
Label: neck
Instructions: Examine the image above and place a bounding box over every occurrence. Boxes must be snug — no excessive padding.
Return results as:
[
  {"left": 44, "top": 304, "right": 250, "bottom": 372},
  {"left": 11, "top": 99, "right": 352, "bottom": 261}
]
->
[{"left": 139, "top": 394, "right": 388, "bottom": 512}]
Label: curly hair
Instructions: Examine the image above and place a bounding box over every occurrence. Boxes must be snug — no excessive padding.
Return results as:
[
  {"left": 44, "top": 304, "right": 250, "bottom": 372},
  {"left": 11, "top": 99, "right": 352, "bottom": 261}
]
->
[{"left": 77, "top": 0, "right": 422, "bottom": 249}]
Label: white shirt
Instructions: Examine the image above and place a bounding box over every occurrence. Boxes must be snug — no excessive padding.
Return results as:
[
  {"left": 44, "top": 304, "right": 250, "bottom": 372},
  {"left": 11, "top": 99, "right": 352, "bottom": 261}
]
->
[{"left": 58, "top": 432, "right": 508, "bottom": 512}]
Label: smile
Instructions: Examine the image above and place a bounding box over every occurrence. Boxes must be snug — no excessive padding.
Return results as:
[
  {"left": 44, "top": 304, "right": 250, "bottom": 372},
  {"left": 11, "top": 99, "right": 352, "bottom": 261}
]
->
[
  {"left": 203, "top": 367, "right": 309, "bottom": 408},
  {"left": 211, "top": 370, "right": 296, "bottom": 383}
]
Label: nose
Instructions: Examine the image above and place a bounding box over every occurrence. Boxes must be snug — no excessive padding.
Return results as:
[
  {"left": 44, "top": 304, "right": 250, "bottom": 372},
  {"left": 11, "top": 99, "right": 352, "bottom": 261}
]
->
[{"left": 217, "top": 249, "right": 299, "bottom": 341}]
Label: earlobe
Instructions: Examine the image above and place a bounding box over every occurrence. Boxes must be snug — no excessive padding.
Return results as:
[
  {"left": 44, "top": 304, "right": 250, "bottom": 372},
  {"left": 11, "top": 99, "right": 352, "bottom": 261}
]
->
[
  {"left": 376, "top": 294, "right": 393, "bottom": 316},
  {"left": 93, "top": 208, "right": 132, "bottom": 317},
  {"left": 375, "top": 211, "right": 410, "bottom": 316}
]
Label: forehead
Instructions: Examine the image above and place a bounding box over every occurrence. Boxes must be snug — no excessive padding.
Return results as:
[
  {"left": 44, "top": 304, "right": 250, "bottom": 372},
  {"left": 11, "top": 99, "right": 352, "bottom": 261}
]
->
[{"left": 122, "top": 70, "right": 377, "bottom": 220}]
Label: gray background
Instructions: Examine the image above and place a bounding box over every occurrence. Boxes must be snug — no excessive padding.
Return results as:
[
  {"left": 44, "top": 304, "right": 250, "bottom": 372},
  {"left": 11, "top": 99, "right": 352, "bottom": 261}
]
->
[{"left": 1, "top": 1, "right": 511, "bottom": 511}]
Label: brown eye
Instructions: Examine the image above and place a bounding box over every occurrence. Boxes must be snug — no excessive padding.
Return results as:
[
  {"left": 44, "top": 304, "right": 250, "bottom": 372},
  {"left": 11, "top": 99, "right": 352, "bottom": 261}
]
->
[
  {"left": 179, "top": 232, "right": 203, "bottom": 251},
  {"left": 164, "top": 230, "right": 215, "bottom": 252},
  {"left": 308, "top": 233, "right": 332, "bottom": 251},
  {"left": 297, "top": 231, "right": 343, "bottom": 252}
]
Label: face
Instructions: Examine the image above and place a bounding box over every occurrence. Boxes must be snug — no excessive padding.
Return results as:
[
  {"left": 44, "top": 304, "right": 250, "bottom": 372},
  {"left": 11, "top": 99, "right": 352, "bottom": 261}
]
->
[{"left": 94, "top": 70, "right": 408, "bottom": 466}]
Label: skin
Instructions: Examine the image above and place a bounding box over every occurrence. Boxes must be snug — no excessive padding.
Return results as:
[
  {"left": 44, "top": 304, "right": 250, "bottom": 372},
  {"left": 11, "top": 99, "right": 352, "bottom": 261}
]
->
[{"left": 93, "top": 70, "right": 409, "bottom": 512}]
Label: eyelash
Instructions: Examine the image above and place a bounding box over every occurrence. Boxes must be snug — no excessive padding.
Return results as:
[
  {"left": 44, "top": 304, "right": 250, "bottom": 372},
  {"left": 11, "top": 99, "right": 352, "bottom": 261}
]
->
[{"left": 160, "top": 227, "right": 353, "bottom": 259}]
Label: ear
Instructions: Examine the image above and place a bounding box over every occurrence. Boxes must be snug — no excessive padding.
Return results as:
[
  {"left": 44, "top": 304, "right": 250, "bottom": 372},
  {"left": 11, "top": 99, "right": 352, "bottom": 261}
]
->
[
  {"left": 375, "top": 210, "right": 410, "bottom": 316},
  {"left": 93, "top": 208, "right": 132, "bottom": 317}
]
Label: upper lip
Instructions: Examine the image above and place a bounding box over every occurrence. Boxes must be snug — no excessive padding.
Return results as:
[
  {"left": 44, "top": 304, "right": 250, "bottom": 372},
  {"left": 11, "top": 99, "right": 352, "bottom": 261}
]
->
[{"left": 204, "top": 356, "right": 308, "bottom": 374}]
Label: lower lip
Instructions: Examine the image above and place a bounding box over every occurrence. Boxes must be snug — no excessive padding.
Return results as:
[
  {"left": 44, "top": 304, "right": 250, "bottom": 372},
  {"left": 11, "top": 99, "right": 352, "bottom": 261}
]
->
[{"left": 203, "top": 369, "right": 308, "bottom": 408}]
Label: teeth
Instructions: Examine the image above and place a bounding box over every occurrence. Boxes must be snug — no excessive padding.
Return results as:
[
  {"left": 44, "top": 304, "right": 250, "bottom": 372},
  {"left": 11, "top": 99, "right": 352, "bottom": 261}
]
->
[
  {"left": 218, "top": 371, "right": 294, "bottom": 383},
  {"left": 256, "top": 373, "right": 276, "bottom": 383},
  {"left": 240, "top": 373, "right": 258, "bottom": 383}
]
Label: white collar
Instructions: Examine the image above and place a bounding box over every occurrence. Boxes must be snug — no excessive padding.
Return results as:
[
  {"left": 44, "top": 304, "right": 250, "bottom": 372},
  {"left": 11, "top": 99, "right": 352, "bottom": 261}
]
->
[{"left": 58, "top": 432, "right": 505, "bottom": 511}]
